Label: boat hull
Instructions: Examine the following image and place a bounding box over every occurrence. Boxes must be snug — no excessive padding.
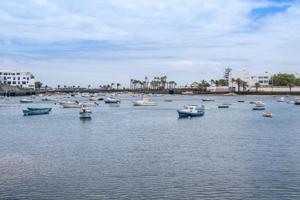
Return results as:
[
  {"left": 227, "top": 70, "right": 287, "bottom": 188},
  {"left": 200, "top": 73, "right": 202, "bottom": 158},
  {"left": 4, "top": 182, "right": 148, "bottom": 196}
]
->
[
  {"left": 177, "top": 110, "right": 204, "bottom": 118},
  {"left": 79, "top": 112, "right": 92, "bottom": 118},
  {"left": 23, "top": 108, "right": 52, "bottom": 116},
  {"left": 253, "top": 107, "right": 266, "bottom": 110}
]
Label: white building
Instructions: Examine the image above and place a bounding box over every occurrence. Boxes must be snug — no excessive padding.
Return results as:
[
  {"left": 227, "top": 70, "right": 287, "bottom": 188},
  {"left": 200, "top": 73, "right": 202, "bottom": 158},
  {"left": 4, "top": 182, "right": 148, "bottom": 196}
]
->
[
  {"left": 228, "top": 70, "right": 271, "bottom": 91},
  {"left": 0, "top": 70, "right": 35, "bottom": 89}
]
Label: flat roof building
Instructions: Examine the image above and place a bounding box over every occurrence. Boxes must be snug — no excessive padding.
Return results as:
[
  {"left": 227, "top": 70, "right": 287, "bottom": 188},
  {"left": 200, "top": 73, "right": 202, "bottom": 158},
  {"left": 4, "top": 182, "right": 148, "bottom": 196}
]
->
[{"left": 0, "top": 69, "right": 35, "bottom": 89}]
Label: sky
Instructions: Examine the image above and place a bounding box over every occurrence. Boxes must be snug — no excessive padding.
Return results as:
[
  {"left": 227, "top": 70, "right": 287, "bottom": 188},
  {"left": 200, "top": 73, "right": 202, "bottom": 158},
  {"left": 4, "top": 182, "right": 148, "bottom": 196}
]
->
[{"left": 0, "top": 0, "right": 299, "bottom": 87}]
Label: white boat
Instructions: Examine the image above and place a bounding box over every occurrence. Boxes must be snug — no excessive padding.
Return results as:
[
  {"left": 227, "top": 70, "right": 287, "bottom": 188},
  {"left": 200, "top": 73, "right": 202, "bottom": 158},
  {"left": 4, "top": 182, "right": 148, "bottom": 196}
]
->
[
  {"left": 277, "top": 97, "right": 285, "bottom": 102},
  {"left": 177, "top": 105, "right": 205, "bottom": 118},
  {"left": 202, "top": 98, "right": 214, "bottom": 102},
  {"left": 133, "top": 98, "right": 156, "bottom": 106},
  {"left": 61, "top": 101, "right": 81, "bottom": 108},
  {"left": 104, "top": 97, "right": 120, "bottom": 104},
  {"left": 295, "top": 98, "right": 300, "bottom": 105},
  {"left": 79, "top": 106, "right": 92, "bottom": 118},
  {"left": 42, "top": 96, "right": 54, "bottom": 101},
  {"left": 89, "top": 97, "right": 98, "bottom": 101},
  {"left": 253, "top": 101, "right": 265, "bottom": 110},
  {"left": 81, "top": 93, "right": 90, "bottom": 98},
  {"left": 262, "top": 112, "right": 272, "bottom": 118},
  {"left": 181, "top": 91, "right": 193, "bottom": 95},
  {"left": 20, "top": 99, "right": 33, "bottom": 103}
]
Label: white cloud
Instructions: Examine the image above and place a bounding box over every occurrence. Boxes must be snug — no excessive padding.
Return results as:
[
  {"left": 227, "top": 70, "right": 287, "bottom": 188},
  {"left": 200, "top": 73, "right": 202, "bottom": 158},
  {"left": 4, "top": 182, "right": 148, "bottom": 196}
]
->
[{"left": 0, "top": 0, "right": 299, "bottom": 86}]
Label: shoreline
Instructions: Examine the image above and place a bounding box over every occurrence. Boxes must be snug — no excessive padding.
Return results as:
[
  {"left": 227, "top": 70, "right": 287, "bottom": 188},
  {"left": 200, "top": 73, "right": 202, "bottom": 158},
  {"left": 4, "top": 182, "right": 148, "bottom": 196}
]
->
[{"left": 1, "top": 89, "right": 300, "bottom": 97}]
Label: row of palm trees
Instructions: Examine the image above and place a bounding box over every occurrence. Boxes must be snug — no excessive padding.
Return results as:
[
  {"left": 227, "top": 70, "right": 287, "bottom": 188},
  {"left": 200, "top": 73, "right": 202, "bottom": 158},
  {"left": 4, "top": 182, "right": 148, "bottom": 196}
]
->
[{"left": 130, "top": 76, "right": 177, "bottom": 90}]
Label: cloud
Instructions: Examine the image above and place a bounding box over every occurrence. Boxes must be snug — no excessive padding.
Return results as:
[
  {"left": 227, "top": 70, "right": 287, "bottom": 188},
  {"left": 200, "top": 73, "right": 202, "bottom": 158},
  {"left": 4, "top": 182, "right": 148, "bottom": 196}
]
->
[{"left": 0, "top": 0, "right": 299, "bottom": 86}]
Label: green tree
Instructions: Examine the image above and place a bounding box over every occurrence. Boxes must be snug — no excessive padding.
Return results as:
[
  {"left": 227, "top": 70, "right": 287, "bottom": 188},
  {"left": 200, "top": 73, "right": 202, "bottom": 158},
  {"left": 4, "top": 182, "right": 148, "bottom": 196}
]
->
[
  {"left": 116, "top": 83, "right": 121, "bottom": 90},
  {"left": 255, "top": 82, "right": 261, "bottom": 92},
  {"left": 235, "top": 78, "right": 242, "bottom": 92},
  {"left": 271, "top": 73, "right": 297, "bottom": 93},
  {"left": 35, "top": 81, "right": 43, "bottom": 89}
]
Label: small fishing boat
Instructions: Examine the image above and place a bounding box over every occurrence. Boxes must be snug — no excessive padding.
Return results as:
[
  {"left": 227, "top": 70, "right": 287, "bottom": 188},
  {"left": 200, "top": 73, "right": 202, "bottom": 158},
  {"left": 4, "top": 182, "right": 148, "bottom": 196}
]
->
[
  {"left": 237, "top": 100, "right": 245, "bottom": 103},
  {"left": 177, "top": 105, "right": 205, "bottom": 118},
  {"left": 218, "top": 104, "right": 229, "bottom": 108},
  {"left": 295, "top": 98, "right": 300, "bottom": 105},
  {"left": 104, "top": 97, "right": 120, "bottom": 104},
  {"left": 133, "top": 98, "right": 156, "bottom": 106},
  {"left": 277, "top": 97, "right": 285, "bottom": 102},
  {"left": 262, "top": 112, "right": 272, "bottom": 118},
  {"left": 23, "top": 107, "right": 52, "bottom": 116},
  {"left": 79, "top": 106, "right": 92, "bottom": 118},
  {"left": 181, "top": 91, "right": 193, "bottom": 95},
  {"left": 42, "top": 97, "right": 54, "bottom": 101},
  {"left": 89, "top": 97, "right": 98, "bottom": 101},
  {"left": 27, "top": 107, "right": 52, "bottom": 111},
  {"left": 253, "top": 101, "right": 265, "bottom": 110},
  {"left": 61, "top": 101, "right": 81, "bottom": 108},
  {"left": 20, "top": 99, "right": 33, "bottom": 103},
  {"left": 164, "top": 99, "right": 173, "bottom": 102},
  {"left": 202, "top": 98, "right": 214, "bottom": 102}
]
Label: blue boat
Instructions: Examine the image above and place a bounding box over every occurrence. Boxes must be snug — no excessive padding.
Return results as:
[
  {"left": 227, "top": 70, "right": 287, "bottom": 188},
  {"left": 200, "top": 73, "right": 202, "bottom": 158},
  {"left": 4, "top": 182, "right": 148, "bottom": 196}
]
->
[
  {"left": 177, "top": 105, "right": 205, "bottom": 118},
  {"left": 23, "top": 108, "right": 52, "bottom": 116}
]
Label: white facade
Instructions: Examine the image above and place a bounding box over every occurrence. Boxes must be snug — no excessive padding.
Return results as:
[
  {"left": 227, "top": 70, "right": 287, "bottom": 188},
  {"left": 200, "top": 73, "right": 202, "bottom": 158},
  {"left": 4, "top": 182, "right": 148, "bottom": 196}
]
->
[
  {"left": 0, "top": 70, "right": 35, "bottom": 89},
  {"left": 228, "top": 70, "right": 271, "bottom": 90}
]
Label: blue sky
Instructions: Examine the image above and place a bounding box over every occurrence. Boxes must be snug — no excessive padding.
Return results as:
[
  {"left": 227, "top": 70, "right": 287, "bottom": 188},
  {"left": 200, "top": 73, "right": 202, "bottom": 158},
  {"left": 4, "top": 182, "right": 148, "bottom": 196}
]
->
[{"left": 0, "top": 0, "right": 299, "bottom": 87}]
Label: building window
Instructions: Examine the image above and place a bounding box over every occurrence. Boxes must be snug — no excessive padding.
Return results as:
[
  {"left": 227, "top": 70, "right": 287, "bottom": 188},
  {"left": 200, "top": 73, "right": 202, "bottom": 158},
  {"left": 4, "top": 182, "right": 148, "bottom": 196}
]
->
[
  {"left": 8, "top": 81, "right": 11, "bottom": 84},
  {"left": 18, "top": 81, "right": 20, "bottom": 84},
  {"left": 18, "top": 77, "right": 20, "bottom": 80},
  {"left": 17, "top": 73, "right": 20, "bottom": 75},
  {"left": 12, "top": 81, "right": 16, "bottom": 84},
  {"left": 22, "top": 81, "right": 26, "bottom": 84}
]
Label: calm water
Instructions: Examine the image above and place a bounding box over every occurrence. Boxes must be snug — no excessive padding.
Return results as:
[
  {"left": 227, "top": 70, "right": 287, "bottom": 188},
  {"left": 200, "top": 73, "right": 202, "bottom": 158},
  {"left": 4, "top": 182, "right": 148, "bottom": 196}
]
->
[{"left": 1, "top": 95, "right": 300, "bottom": 199}]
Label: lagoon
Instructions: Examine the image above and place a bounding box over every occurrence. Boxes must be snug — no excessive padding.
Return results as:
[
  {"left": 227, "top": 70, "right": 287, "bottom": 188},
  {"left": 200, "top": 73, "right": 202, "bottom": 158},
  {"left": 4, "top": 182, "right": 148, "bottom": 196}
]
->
[{"left": 1, "top": 95, "right": 300, "bottom": 199}]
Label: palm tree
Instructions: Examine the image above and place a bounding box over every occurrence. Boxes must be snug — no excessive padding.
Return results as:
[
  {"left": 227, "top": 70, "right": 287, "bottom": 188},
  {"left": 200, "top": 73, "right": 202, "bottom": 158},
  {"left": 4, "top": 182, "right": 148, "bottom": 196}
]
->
[
  {"left": 255, "top": 82, "right": 260, "bottom": 93},
  {"left": 116, "top": 83, "right": 121, "bottom": 90},
  {"left": 242, "top": 81, "right": 248, "bottom": 91},
  {"left": 88, "top": 85, "right": 91, "bottom": 90},
  {"left": 235, "top": 78, "right": 242, "bottom": 93},
  {"left": 57, "top": 85, "right": 61, "bottom": 90}
]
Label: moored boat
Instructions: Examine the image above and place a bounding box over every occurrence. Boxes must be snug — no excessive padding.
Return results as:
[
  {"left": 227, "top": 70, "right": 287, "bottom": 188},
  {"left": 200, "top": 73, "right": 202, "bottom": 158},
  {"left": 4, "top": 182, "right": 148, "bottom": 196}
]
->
[
  {"left": 218, "top": 104, "right": 229, "bottom": 108},
  {"left": 79, "top": 106, "right": 92, "bottom": 118},
  {"left": 104, "top": 97, "right": 120, "bottom": 104},
  {"left": 262, "top": 112, "right": 272, "bottom": 118},
  {"left": 23, "top": 107, "right": 52, "bottom": 116},
  {"left": 177, "top": 105, "right": 205, "bottom": 118},
  {"left": 42, "top": 97, "right": 54, "bottom": 101},
  {"left": 202, "top": 98, "right": 214, "bottom": 102},
  {"left": 20, "top": 99, "right": 33, "bottom": 103},
  {"left": 253, "top": 101, "right": 265, "bottom": 110},
  {"left": 61, "top": 101, "right": 81, "bottom": 108},
  {"left": 277, "top": 97, "right": 285, "bottom": 102},
  {"left": 295, "top": 98, "right": 300, "bottom": 105},
  {"left": 133, "top": 98, "right": 156, "bottom": 106}
]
